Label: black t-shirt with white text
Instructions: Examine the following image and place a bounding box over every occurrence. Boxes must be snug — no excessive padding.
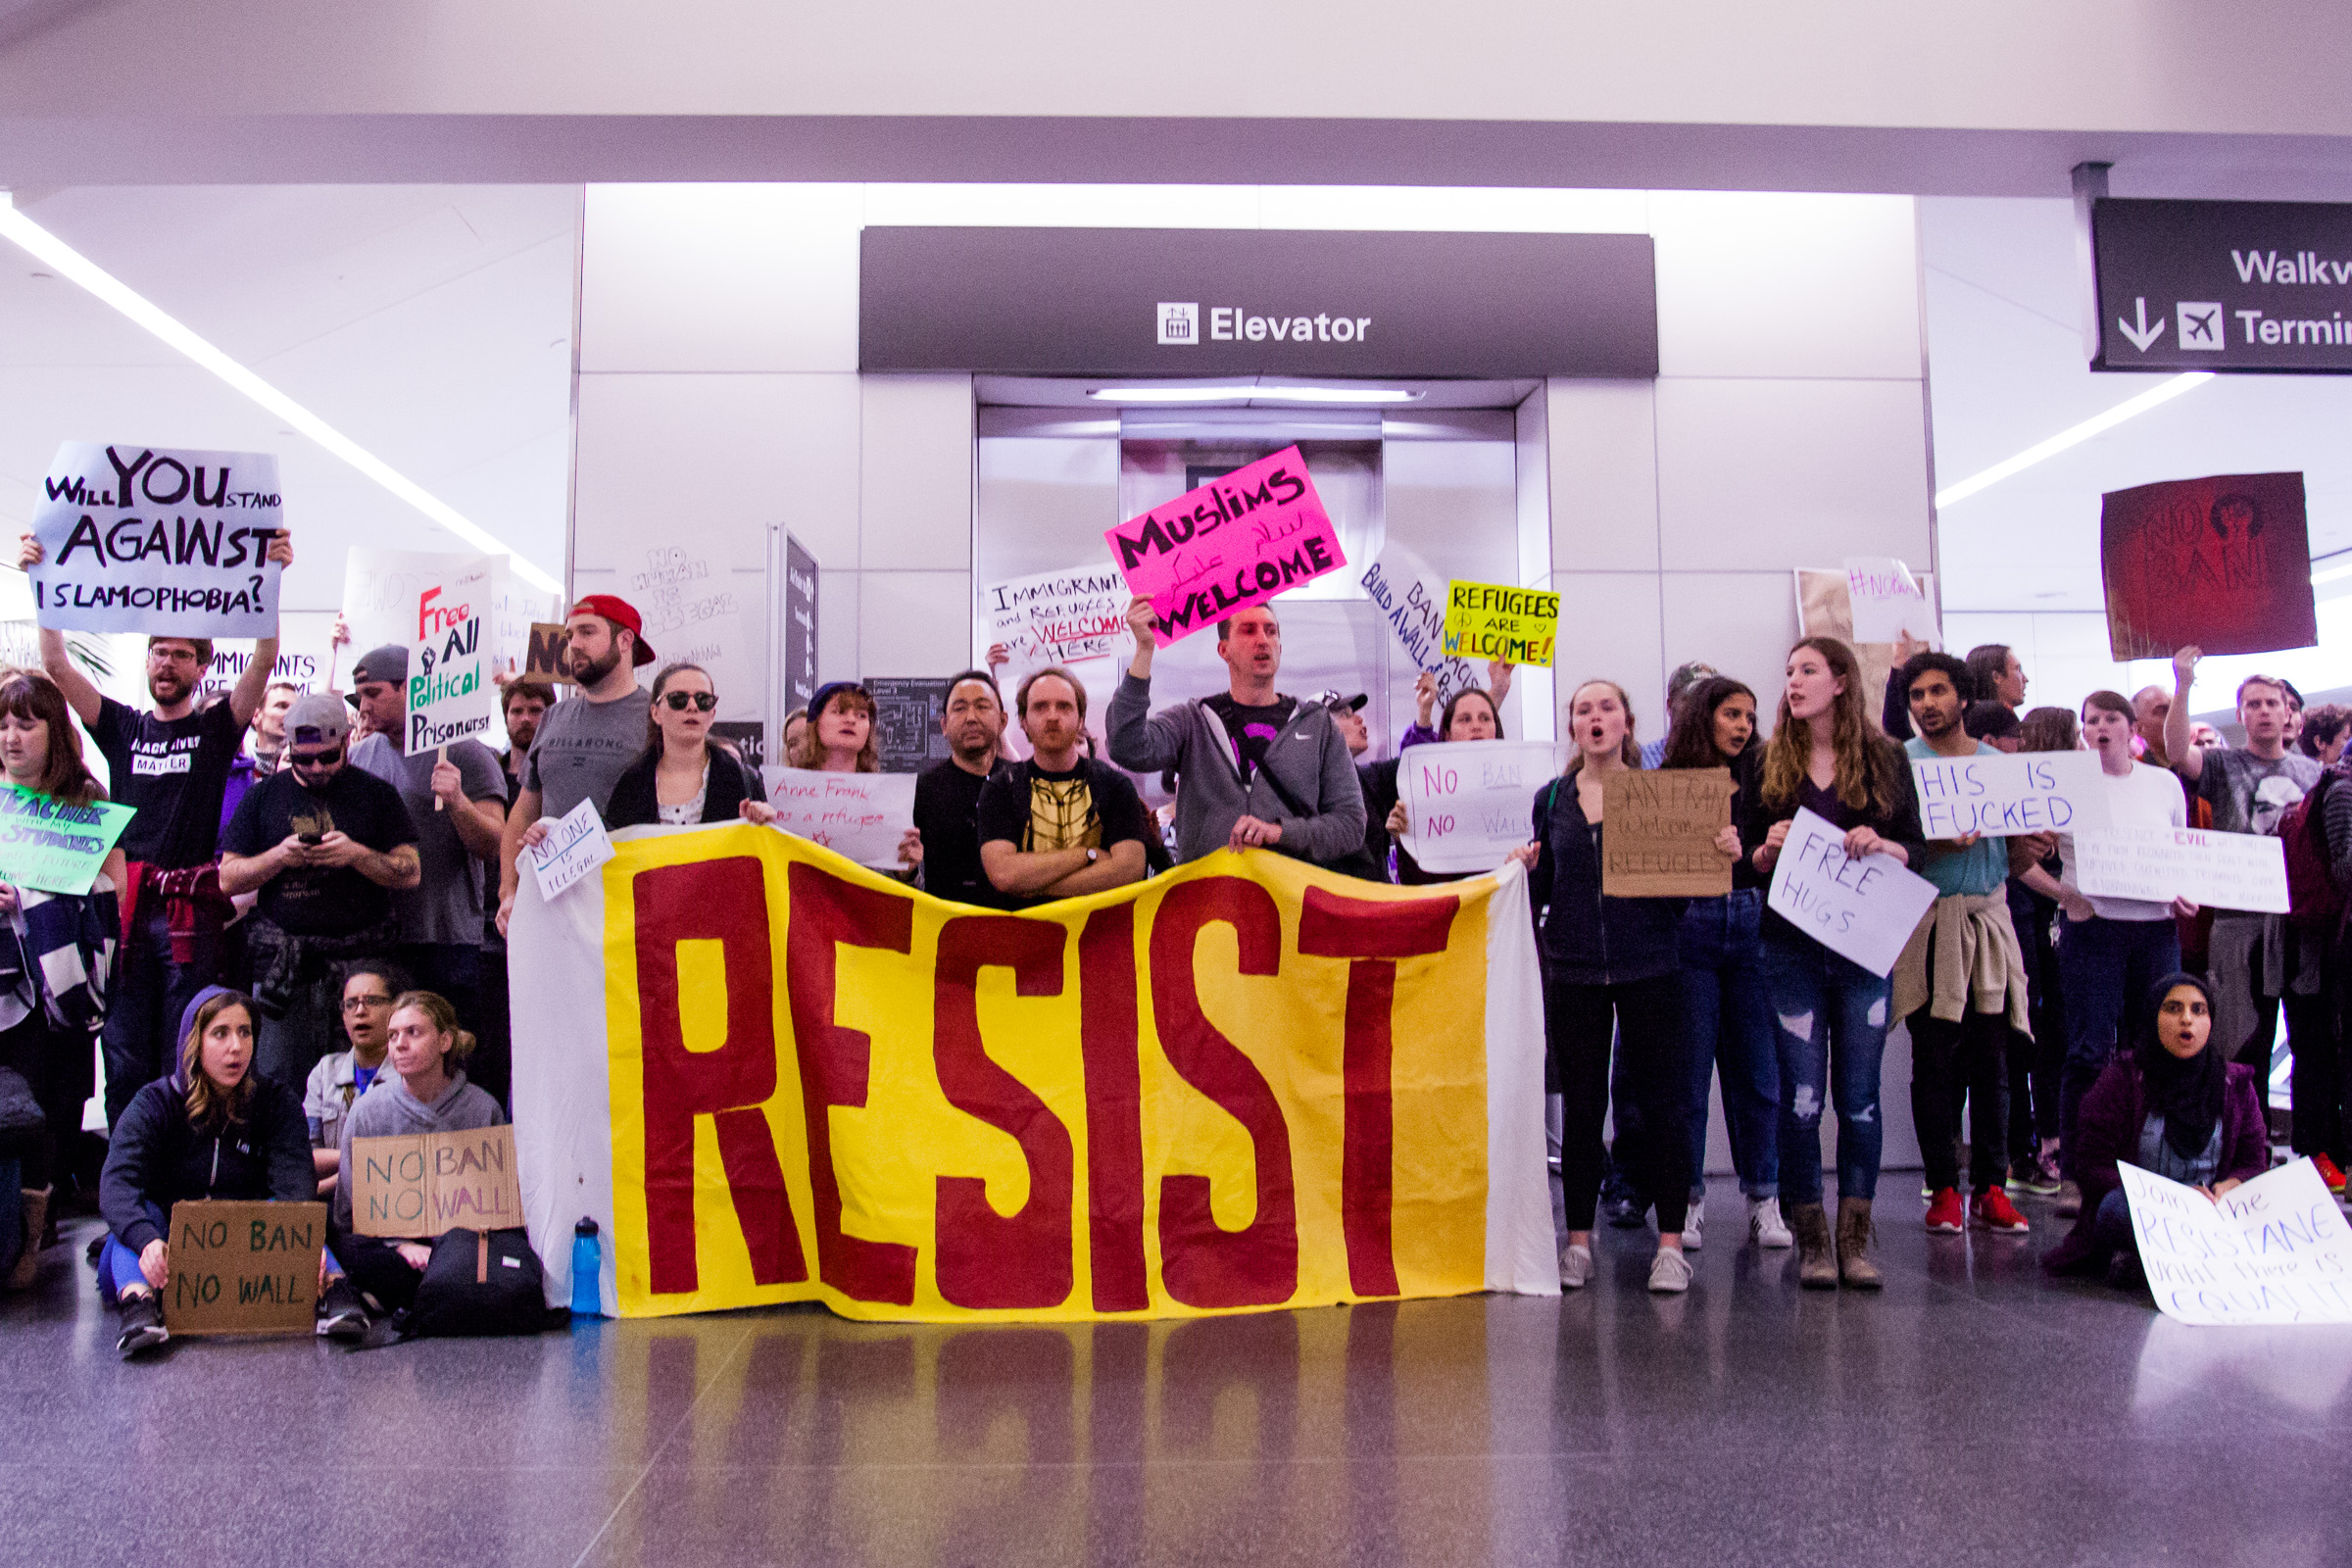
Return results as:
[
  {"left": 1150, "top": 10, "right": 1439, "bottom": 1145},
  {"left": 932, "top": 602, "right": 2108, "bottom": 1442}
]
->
[
  {"left": 93, "top": 695, "right": 244, "bottom": 868},
  {"left": 222, "top": 765, "right": 419, "bottom": 937}
]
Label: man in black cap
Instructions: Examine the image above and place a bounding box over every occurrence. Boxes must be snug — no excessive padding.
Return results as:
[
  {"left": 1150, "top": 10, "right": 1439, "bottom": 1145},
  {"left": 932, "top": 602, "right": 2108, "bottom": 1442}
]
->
[
  {"left": 220, "top": 694, "right": 421, "bottom": 1092},
  {"left": 1309, "top": 689, "right": 1392, "bottom": 882},
  {"left": 345, "top": 644, "right": 513, "bottom": 1100}
]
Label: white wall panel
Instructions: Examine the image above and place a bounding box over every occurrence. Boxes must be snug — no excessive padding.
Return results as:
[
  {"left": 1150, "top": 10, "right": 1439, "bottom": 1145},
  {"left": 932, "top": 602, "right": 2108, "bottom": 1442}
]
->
[
  {"left": 1544, "top": 378, "right": 1659, "bottom": 575},
  {"left": 858, "top": 375, "right": 974, "bottom": 571},
  {"left": 1654, "top": 377, "right": 1932, "bottom": 571},
  {"left": 817, "top": 567, "right": 861, "bottom": 688},
  {"left": 1543, "top": 571, "right": 1666, "bottom": 744},
  {"left": 1648, "top": 192, "right": 1923, "bottom": 381},
  {"left": 1658, "top": 570, "right": 1808, "bottom": 719},
  {"left": 859, "top": 571, "right": 973, "bottom": 679},
  {"left": 579, "top": 184, "right": 860, "bottom": 373}
]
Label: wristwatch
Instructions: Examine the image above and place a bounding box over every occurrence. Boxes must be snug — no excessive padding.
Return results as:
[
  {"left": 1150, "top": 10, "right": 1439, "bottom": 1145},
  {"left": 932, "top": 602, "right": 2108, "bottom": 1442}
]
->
[{"left": 1086, "top": 848, "right": 1101, "bottom": 864}]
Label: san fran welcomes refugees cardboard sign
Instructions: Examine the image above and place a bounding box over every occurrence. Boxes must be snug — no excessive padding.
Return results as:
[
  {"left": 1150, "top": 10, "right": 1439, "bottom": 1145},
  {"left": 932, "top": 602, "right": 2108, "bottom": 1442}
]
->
[
  {"left": 1105, "top": 447, "right": 1345, "bottom": 645},
  {"left": 28, "top": 443, "right": 284, "bottom": 638}
]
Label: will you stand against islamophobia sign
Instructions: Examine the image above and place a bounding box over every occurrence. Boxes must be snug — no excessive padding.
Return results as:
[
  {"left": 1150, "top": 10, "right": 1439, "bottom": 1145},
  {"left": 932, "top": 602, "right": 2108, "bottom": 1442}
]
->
[
  {"left": 1105, "top": 447, "right": 1346, "bottom": 645},
  {"left": 27, "top": 443, "right": 284, "bottom": 637}
]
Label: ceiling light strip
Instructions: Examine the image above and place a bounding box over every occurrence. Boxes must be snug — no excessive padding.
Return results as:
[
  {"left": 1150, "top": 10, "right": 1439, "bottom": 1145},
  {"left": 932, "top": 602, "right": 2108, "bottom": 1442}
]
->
[
  {"left": 0, "top": 194, "right": 562, "bottom": 595},
  {"left": 1934, "top": 372, "right": 2215, "bottom": 511}
]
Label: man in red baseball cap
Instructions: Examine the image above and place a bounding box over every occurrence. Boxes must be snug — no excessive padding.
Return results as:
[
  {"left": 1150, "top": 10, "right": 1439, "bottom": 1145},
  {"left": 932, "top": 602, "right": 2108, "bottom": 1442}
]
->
[{"left": 497, "top": 594, "right": 656, "bottom": 934}]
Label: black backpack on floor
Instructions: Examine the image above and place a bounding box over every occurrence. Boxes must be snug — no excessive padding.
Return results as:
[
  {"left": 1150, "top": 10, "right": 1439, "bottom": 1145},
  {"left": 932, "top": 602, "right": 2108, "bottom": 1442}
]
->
[{"left": 402, "top": 1228, "right": 560, "bottom": 1338}]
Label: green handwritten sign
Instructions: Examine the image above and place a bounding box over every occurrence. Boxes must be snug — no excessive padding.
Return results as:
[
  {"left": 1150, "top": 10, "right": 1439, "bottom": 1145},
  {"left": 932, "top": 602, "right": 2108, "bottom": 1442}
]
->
[{"left": 0, "top": 786, "right": 133, "bottom": 895}]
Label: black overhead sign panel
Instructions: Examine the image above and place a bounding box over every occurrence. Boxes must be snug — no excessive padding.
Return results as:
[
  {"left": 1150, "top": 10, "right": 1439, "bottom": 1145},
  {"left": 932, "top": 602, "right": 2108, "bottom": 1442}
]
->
[
  {"left": 2093, "top": 198, "right": 2352, "bottom": 373},
  {"left": 858, "top": 227, "right": 1658, "bottom": 378}
]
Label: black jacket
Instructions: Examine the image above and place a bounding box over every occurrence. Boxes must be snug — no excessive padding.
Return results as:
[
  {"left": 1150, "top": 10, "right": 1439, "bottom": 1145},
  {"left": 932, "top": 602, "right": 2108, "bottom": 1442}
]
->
[
  {"left": 604, "top": 744, "right": 766, "bottom": 831},
  {"left": 1740, "top": 736, "right": 1928, "bottom": 945},
  {"left": 100, "top": 1072, "right": 315, "bottom": 1255},
  {"left": 1527, "top": 772, "right": 1686, "bottom": 986}
]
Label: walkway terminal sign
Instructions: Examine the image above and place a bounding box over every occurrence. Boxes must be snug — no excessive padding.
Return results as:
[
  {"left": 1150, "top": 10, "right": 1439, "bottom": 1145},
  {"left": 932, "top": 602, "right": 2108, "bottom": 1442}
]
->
[{"left": 2093, "top": 198, "right": 2352, "bottom": 373}]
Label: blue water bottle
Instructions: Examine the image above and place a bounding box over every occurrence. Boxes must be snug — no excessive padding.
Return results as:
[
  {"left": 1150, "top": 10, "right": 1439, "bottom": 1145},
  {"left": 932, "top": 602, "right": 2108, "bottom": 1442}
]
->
[{"left": 570, "top": 1217, "right": 604, "bottom": 1318}]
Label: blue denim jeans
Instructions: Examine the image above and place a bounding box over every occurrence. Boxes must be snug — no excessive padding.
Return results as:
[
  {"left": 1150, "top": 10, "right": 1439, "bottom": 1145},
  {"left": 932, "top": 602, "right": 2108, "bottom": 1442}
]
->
[
  {"left": 1761, "top": 930, "right": 1893, "bottom": 1204},
  {"left": 2057, "top": 915, "right": 2180, "bottom": 1181},
  {"left": 1678, "top": 890, "right": 1780, "bottom": 1199}
]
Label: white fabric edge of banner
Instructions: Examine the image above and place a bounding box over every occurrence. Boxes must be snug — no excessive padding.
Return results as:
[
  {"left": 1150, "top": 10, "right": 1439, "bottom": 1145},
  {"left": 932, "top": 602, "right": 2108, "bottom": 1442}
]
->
[
  {"left": 513, "top": 829, "right": 618, "bottom": 1311},
  {"left": 1482, "top": 861, "right": 1559, "bottom": 1296}
]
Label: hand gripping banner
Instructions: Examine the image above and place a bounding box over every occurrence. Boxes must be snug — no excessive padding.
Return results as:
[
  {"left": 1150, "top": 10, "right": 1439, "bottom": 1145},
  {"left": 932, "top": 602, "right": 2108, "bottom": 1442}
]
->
[{"left": 510, "top": 824, "right": 1555, "bottom": 1321}]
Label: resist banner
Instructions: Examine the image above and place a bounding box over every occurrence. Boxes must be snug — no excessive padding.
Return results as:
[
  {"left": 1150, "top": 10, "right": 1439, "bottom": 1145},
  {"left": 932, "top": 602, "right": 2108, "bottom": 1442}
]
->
[
  {"left": 508, "top": 827, "right": 1554, "bottom": 1322},
  {"left": 28, "top": 442, "right": 284, "bottom": 637}
]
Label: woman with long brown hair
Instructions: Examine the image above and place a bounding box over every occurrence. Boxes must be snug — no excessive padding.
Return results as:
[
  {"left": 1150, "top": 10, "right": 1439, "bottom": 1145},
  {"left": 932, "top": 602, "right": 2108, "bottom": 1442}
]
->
[
  {"left": 603, "top": 662, "right": 775, "bottom": 830},
  {"left": 0, "top": 669, "right": 124, "bottom": 1290},
  {"left": 1745, "top": 637, "right": 1924, "bottom": 1290}
]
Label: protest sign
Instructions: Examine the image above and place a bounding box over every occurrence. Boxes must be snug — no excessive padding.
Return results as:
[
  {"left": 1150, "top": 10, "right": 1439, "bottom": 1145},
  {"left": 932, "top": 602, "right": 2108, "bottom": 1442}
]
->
[
  {"left": 1601, "top": 768, "right": 1734, "bottom": 897},
  {"left": 509, "top": 825, "right": 1555, "bottom": 1321},
  {"left": 342, "top": 548, "right": 503, "bottom": 751},
  {"left": 1765, "top": 806, "right": 1940, "bottom": 977},
  {"left": 1360, "top": 543, "right": 1479, "bottom": 705},
  {"left": 198, "top": 611, "right": 337, "bottom": 701},
  {"left": 1841, "top": 556, "right": 1938, "bottom": 647},
  {"left": 759, "top": 768, "right": 917, "bottom": 870},
  {"left": 1442, "top": 581, "right": 1559, "bottom": 667},
  {"left": 0, "top": 786, "right": 134, "bottom": 895},
  {"left": 1106, "top": 446, "right": 1345, "bottom": 645},
  {"left": 2074, "top": 825, "right": 2288, "bottom": 913},
  {"left": 1397, "top": 740, "right": 1554, "bottom": 875},
  {"left": 982, "top": 564, "right": 1129, "bottom": 666},
  {"left": 27, "top": 443, "right": 284, "bottom": 638},
  {"left": 353, "top": 1125, "right": 525, "bottom": 1240},
  {"left": 2101, "top": 471, "right": 2317, "bottom": 660},
  {"left": 2120, "top": 1158, "right": 2352, "bottom": 1325},
  {"left": 1910, "top": 750, "right": 2112, "bottom": 839},
  {"left": 526, "top": 797, "right": 615, "bottom": 902},
  {"left": 161, "top": 1200, "right": 325, "bottom": 1336},
  {"left": 522, "top": 621, "right": 576, "bottom": 685}
]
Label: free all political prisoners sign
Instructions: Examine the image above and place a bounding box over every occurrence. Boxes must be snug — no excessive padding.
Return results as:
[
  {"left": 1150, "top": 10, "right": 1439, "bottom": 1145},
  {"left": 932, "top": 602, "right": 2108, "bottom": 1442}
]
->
[
  {"left": 28, "top": 443, "right": 284, "bottom": 637},
  {"left": 506, "top": 827, "right": 1555, "bottom": 1322},
  {"left": 1105, "top": 447, "right": 1345, "bottom": 645},
  {"left": 342, "top": 548, "right": 500, "bottom": 751}
]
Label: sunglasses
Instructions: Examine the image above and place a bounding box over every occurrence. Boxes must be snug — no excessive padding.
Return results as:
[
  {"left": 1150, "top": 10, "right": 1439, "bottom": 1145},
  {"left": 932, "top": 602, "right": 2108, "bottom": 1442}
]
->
[
  {"left": 289, "top": 747, "right": 344, "bottom": 770},
  {"left": 661, "top": 691, "right": 718, "bottom": 712}
]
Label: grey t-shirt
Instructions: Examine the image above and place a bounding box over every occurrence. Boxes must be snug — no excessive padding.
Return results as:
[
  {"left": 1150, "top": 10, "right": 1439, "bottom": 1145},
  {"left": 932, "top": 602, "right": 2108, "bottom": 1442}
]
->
[
  {"left": 351, "top": 732, "right": 510, "bottom": 946},
  {"left": 523, "top": 686, "right": 653, "bottom": 821},
  {"left": 2196, "top": 748, "right": 2322, "bottom": 837}
]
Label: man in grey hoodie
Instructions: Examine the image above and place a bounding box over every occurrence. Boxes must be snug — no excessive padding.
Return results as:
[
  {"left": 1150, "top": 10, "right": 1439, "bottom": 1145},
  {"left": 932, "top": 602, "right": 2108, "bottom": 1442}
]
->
[{"left": 1106, "top": 599, "right": 1366, "bottom": 866}]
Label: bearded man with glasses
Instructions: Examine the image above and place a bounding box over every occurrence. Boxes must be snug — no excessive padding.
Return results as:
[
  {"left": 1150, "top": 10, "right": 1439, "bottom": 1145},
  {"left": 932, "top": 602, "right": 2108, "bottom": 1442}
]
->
[{"left": 220, "top": 694, "right": 420, "bottom": 1094}]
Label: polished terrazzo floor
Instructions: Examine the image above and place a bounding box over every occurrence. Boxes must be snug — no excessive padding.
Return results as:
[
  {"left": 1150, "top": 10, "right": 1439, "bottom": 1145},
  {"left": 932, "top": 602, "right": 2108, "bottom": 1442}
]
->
[{"left": 4, "top": 1176, "right": 2347, "bottom": 1568}]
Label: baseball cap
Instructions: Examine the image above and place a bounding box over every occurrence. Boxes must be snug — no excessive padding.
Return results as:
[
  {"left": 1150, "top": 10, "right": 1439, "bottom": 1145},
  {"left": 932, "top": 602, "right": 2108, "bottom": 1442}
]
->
[
  {"left": 1308, "top": 690, "right": 1368, "bottom": 713},
  {"left": 567, "top": 594, "right": 657, "bottom": 666},
  {"left": 346, "top": 645, "right": 408, "bottom": 707},
  {"left": 807, "top": 680, "right": 868, "bottom": 725},
  {"left": 285, "top": 692, "right": 353, "bottom": 749}
]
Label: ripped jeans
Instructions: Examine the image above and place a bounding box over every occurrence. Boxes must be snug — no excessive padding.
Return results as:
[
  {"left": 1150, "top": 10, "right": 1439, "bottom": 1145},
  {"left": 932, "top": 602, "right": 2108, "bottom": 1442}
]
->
[{"left": 1760, "top": 931, "right": 1893, "bottom": 1205}]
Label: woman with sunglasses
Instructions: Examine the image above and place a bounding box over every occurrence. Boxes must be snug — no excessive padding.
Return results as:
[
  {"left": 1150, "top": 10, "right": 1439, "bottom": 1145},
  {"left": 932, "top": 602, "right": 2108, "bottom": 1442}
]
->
[{"left": 605, "top": 663, "right": 776, "bottom": 830}]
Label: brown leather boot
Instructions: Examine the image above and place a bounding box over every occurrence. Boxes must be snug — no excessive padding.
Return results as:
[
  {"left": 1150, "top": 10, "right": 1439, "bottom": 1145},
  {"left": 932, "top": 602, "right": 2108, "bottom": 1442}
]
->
[
  {"left": 1837, "top": 1197, "right": 1883, "bottom": 1291},
  {"left": 1789, "top": 1201, "right": 1837, "bottom": 1290},
  {"left": 6, "top": 1188, "right": 48, "bottom": 1290}
]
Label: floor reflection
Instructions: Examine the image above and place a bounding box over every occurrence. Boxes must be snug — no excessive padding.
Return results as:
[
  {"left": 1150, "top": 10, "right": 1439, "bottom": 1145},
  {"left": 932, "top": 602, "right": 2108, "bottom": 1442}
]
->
[{"left": 2132, "top": 1313, "right": 2352, "bottom": 1415}]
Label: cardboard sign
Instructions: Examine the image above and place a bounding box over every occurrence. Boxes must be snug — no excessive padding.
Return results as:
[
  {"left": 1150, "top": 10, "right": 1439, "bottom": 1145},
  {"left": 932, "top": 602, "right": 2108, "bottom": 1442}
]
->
[
  {"left": 1359, "top": 542, "right": 1479, "bottom": 705},
  {"left": 1600, "top": 768, "right": 1734, "bottom": 897},
  {"left": 758, "top": 768, "right": 918, "bottom": 871},
  {"left": 2100, "top": 472, "right": 2318, "bottom": 660},
  {"left": 1765, "top": 806, "right": 1940, "bottom": 978},
  {"left": 1909, "top": 750, "right": 2113, "bottom": 839},
  {"left": 0, "top": 787, "right": 134, "bottom": 895},
  {"left": 161, "top": 1200, "right": 325, "bottom": 1336},
  {"left": 2120, "top": 1158, "right": 2352, "bottom": 1325},
  {"left": 1841, "top": 556, "right": 1938, "bottom": 647},
  {"left": 526, "top": 797, "right": 616, "bottom": 901},
  {"left": 352, "top": 1125, "right": 524, "bottom": 1239},
  {"left": 342, "top": 547, "right": 505, "bottom": 751},
  {"left": 28, "top": 442, "right": 284, "bottom": 637},
  {"left": 1442, "top": 580, "right": 1559, "bottom": 667},
  {"left": 1397, "top": 740, "right": 1554, "bottom": 874},
  {"left": 1106, "top": 446, "right": 1344, "bottom": 645},
  {"left": 522, "top": 621, "right": 576, "bottom": 685},
  {"left": 982, "top": 564, "right": 1129, "bottom": 667},
  {"left": 2074, "top": 825, "right": 2289, "bottom": 913}
]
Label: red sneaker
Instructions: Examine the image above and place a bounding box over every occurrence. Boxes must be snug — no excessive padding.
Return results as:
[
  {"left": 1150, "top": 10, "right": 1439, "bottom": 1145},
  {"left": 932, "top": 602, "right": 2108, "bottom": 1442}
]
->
[
  {"left": 1972, "top": 1186, "right": 2032, "bottom": 1234},
  {"left": 2314, "top": 1153, "right": 2348, "bottom": 1196},
  {"left": 1924, "top": 1188, "right": 1965, "bottom": 1234}
]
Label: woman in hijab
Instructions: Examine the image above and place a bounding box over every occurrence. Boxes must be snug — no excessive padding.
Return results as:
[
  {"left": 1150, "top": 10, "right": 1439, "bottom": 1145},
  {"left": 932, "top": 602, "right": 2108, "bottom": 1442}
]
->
[{"left": 2043, "top": 973, "right": 2271, "bottom": 1287}]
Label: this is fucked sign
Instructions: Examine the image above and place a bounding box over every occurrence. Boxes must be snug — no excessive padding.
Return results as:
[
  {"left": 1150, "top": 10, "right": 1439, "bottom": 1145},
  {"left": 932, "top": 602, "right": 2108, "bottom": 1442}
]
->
[{"left": 353, "top": 1125, "right": 523, "bottom": 1239}]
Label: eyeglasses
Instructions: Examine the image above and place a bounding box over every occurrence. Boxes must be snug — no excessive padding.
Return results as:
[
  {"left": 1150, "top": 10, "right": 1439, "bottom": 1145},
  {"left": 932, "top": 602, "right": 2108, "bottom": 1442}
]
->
[
  {"left": 289, "top": 747, "right": 344, "bottom": 771},
  {"left": 661, "top": 691, "right": 718, "bottom": 712},
  {"left": 342, "top": 994, "right": 394, "bottom": 1013},
  {"left": 147, "top": 647, "right": 203, "bottom": 665}
]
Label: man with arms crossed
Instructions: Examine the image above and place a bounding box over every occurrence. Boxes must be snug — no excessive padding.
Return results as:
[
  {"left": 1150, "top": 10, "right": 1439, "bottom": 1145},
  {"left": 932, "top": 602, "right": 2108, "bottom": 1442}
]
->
[{"left": 979, "top": 667, "right": 1151, "bottom": 908}]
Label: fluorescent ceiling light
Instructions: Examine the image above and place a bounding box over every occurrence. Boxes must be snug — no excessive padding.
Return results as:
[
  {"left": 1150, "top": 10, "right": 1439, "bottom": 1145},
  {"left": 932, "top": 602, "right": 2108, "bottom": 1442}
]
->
[
  {"left": 1253, "top": 386, "right": 1422, "bottom": 404},
  {"left": 2312, "top": 559, "right": 2352, "bottom": 587},
  {"left": 1087, "top": 383, "right": 1424, "bottom": 405},
  {"left": 1935, "top": 372, "right": 2215, "bottom": 511},
  {"left": 0, "top": 192, "right": 562, "bottom": 595},
  {"left": 1088, "top": 385, "right": 1259, "bottom": 403}
]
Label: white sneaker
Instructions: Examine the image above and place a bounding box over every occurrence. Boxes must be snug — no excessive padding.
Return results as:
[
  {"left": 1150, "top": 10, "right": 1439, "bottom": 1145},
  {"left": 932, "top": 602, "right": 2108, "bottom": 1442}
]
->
[
  {"left": 1681, "top": 1193, "right": 1704, "bottom": 1250},
  {"left": 1748, "top": 1196, "right": 1793, "bottom": 1250},
  {"left": 1558, "top": 1243, "right": 1595, "bottom": 1290},
  {"left": 1647, "top": 1247, "right": 1693, "bottom": 1294}
]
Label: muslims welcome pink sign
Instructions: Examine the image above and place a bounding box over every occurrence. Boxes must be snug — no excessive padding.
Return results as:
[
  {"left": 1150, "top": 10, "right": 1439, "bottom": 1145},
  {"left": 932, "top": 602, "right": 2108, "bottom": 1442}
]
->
[{"left": 1103, "top": 446, "right": 1346, "bottom": 645}]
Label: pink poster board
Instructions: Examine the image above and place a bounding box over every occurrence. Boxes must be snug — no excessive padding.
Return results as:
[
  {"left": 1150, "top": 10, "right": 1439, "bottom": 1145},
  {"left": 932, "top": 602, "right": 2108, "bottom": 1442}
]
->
[{"left": 1102, "top": 446, "right": 1346, "bottom": 645}]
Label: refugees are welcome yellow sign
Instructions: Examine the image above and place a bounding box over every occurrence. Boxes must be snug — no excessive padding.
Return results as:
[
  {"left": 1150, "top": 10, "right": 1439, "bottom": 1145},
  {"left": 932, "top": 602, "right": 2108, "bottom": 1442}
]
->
[{"left": 1442, "top": 580, "right": 1558, "bottom": 667}]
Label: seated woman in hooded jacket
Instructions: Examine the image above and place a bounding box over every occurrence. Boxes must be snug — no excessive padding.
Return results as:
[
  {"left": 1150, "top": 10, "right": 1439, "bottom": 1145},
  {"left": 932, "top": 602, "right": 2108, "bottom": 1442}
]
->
[
  {"left": 98, "top": 987, "right": 368, "bottom": 1358},
  {"left": 2043, "top": 972, "right": 2271, "bottom": 1288}
]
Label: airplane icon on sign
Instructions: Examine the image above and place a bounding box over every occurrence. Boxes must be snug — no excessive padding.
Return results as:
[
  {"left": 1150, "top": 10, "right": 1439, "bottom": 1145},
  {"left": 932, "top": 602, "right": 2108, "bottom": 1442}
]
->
[{"left": 2177, "top": 301, "right": 2225, "bottom": 351}]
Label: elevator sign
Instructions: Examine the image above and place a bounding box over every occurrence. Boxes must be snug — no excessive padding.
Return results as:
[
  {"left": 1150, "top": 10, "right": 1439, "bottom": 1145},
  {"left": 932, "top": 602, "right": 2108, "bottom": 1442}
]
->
[{"left": 2092, "top": 198, "right": 2352, "bottom": 372}]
